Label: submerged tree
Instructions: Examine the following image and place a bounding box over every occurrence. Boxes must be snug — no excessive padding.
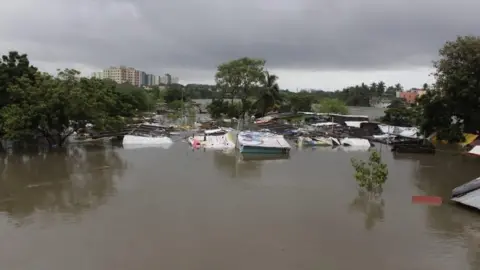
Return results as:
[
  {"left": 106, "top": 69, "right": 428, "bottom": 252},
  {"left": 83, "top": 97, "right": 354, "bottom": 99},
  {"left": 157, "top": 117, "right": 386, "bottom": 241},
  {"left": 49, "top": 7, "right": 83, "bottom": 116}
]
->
[
  {"left": 215, "top": 57, "right": 265, "bottom": 125},
  {"left": 350, "top": 150, "right": 388, "bottom": 196}
]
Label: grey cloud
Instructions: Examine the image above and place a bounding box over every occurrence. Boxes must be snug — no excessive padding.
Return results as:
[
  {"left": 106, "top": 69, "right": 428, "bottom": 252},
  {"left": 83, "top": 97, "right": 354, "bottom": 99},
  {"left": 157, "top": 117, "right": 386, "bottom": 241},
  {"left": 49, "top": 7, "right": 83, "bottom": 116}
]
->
[{"left": 0, "top": 0, "right": 479, "bottom": 78}]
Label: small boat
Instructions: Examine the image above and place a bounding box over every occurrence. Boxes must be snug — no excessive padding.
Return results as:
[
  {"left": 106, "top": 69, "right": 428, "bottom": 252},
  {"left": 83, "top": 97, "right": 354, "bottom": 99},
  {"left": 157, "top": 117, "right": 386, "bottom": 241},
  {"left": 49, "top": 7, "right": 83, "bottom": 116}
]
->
[
  {"left": 122, "top": 134, "right": 173, "bottom": 145},
  {"left": 187, "top": 133, "right": 235, "bottom": 150},
  {"left": 236, "top": 131, "right": 291, "bottom": 154},
  {"left": 391, "top": 137, "right": 435, "bottom": 154},
  {"left": 452, "top": 177, "right": 480, "bottom": 210},
  {"left": 187, "top": 128, "right": 235, "bottom": 150},
  {"left": 340, "top": 137, "right": 372, "bottom": 148},
  {"left": 297, "top": 136, "right": 334, "bottom": 146}
]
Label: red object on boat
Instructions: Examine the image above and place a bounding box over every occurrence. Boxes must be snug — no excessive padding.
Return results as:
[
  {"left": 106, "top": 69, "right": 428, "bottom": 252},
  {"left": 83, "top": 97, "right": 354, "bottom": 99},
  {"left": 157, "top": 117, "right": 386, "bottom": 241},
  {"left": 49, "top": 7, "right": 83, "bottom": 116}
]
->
[{"left": 411, "top": 196, "right": 443, "bottom": 206}]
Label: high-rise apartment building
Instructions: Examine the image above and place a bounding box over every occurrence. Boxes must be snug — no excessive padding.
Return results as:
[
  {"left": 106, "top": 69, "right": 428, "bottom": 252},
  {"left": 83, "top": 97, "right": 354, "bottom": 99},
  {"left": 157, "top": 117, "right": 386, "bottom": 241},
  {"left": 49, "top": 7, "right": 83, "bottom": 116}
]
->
[
  {"left": 125, "top": 67, "right": 136, "bottom": 85},
  {"left": 137, "top": 71, "right": 146, "bottom": 86},
  {"left": 94, "top": 66, "right": 179, "bottom": 87},
  {"left": 103, "top": 66, "right": 125, "bottom": 84}
]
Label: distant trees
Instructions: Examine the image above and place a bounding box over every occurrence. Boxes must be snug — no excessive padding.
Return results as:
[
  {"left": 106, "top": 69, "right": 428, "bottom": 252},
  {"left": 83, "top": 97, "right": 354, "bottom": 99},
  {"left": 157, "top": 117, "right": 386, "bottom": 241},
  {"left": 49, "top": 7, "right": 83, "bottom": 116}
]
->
[{"left": 312, "top": 98, "right": 349, "bottom": 114}]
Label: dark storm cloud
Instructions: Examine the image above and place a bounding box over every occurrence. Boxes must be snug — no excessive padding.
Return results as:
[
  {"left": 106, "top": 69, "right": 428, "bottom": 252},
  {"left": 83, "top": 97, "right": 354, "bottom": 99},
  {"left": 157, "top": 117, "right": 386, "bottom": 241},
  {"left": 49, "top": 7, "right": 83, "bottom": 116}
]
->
[{"left": 1, "top": 0, "right": 479, "bottom": 72}]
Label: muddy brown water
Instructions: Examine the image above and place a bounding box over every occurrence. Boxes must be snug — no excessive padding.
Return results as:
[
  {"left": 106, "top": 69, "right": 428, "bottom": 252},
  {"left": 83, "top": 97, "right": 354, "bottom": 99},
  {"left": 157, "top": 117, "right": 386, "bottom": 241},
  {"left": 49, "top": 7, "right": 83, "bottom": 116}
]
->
[{"left": 1, "top": 143, "right": 480, "bottom": 270}]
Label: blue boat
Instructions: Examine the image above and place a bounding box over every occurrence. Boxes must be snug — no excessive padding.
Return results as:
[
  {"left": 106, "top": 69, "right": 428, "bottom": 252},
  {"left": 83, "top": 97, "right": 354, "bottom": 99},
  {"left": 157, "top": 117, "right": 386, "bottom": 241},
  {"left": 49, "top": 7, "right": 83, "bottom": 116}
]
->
[{"left": 236, "top": 131, "right": 291, "bottom": 154}]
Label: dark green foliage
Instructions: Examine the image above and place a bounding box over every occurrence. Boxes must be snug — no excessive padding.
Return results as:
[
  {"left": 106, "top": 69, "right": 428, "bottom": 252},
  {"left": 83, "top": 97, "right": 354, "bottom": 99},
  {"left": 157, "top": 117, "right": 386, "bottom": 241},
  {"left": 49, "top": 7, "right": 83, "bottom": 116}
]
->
[{"left": 351, "top": 150, "right": 388, "bottom": 195}]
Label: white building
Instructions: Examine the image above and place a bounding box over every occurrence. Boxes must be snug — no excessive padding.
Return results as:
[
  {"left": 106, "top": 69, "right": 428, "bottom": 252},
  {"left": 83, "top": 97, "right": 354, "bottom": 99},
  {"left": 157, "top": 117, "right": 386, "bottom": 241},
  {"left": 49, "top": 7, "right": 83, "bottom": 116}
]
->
[
  {"left": 93, "top": 66, "right": 178, "bottom": 87},
  {"left": 91, "top": 71, "right": 105, "bottom": 79}
]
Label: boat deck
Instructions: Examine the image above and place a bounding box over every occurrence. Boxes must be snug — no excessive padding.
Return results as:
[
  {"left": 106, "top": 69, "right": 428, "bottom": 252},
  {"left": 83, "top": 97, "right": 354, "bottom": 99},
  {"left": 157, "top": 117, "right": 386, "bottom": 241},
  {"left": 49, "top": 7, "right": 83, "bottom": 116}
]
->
[{"left": 238, "top": 131, "right": 291, "bottom": 149}]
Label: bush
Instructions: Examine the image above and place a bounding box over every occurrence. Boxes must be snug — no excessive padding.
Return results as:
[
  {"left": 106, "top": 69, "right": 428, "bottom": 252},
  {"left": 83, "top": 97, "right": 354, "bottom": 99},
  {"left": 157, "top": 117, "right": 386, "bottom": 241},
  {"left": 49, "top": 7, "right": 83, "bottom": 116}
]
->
[{"left": 351, "top": 150, "right": 388, "bottom": 195}]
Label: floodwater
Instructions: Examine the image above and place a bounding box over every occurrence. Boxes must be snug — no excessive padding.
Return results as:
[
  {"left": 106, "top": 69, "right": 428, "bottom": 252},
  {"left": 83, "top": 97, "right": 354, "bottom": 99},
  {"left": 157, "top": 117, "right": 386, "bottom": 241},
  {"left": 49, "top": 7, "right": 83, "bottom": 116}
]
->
[{"left": 1, "top": 143, "right": 480, "bottom": 270}]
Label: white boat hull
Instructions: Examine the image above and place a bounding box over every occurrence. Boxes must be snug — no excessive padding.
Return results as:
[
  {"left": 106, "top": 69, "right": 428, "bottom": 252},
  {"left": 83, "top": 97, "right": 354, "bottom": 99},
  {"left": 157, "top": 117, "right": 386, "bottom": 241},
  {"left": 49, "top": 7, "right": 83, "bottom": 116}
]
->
[{"left": 123, "top": 135, "right": 173, "bottom": 145}]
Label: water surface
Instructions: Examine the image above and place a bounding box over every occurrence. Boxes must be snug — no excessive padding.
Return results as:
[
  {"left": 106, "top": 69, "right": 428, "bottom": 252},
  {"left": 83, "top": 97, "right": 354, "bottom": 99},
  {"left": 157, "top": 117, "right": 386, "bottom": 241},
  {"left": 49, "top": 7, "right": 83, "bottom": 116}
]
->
[{"left": 1, "top": 143, "right": 479, "bottom": 270}]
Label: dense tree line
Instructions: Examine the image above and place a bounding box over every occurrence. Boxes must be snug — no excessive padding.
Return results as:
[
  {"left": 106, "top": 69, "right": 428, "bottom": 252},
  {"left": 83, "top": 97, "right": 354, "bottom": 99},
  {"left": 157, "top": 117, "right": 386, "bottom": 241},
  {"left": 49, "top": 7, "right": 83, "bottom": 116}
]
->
[{"left": 0, "top": 52, "right": 156, "bottom": 147}]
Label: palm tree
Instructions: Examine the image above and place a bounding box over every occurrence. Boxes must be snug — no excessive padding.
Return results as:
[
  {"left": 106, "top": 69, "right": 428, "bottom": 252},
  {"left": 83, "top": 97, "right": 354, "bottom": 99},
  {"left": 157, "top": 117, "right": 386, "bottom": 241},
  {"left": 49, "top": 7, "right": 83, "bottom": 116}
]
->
[{"left": 253, "top": 71, "right": 282, "bottom": 117}]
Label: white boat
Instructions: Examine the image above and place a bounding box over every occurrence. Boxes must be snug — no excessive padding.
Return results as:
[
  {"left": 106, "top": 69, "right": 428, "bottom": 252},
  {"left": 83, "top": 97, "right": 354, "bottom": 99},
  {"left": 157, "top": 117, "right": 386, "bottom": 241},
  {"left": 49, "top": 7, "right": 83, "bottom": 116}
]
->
[
  {"left": 122, "top": 143, "right": 172, "bottom": 150},
  {"left": 187, "top": 132, "right": 235, "bottom": 150},
  {"left": 236, "top": 131, "right": 291, "bottom": 154},
  {"left": 122, "top": 135, "right": 173, "bottom": 145},
  {"left": 340, "top": 137, "right": 372, "bottom": 147}
]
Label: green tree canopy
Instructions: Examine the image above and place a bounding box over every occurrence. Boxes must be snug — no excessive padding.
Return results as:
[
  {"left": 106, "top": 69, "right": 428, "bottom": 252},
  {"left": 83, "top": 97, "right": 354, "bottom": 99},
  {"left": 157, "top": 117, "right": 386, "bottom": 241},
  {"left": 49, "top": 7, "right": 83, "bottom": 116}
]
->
[
  {"left": 215, "top": 57, "right": 265, "bottom": 121},
  {"left": 0, "top": 51, "right": 154, "bottom": 147},
  {"left": 312, "top": 98, "right": 349, "bottom": 114},
  {"left": 419, "top": 35, "right": 480, "bottom": 142}
]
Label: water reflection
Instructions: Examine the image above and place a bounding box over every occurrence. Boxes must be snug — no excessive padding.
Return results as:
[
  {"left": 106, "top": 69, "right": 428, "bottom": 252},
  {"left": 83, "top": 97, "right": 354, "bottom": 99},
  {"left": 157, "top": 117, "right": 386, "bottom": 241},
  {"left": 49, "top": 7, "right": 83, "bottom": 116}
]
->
[
  {"left": 466, "top": 228, "right": 480, "bottom": 270},
  {"left": 397, "top": 152, "right": 480, "bottom": 270},
  {"left": 212, "top": 151, "right": 263, "bottom": 179},
  {"left": 349, "top": 191, "right": 385, "bottom": 230},
  {"left": 0, "top": 145, "right": 125, "bottom": 225}
]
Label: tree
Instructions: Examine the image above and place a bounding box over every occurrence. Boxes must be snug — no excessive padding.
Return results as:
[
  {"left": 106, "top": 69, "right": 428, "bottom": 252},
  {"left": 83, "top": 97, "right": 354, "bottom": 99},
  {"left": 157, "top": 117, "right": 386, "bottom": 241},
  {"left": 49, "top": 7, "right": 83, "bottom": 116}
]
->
[
  {"left": 114, "top": 82, "right": 153, "bottom": 112},
  {"left": 285, "top": 91, "right": 314, "bottom": 112},
  {"left": 419, "top": 35, "right": 480, "bottom": 142},
  {"left": 164, "top": 84, "right": 186, "bottom": 104},
  {"left": 215, "top": 57, "right": 265, "bottom": 124},
  {"left": 0, "top": 51, "right": 38, "bottom": 110},
  {"left": 312, "top": 98, "right": 349, "bottom": 114},
  {"left": 387, "top": 98, "right": 407, "bottom": 109},
  {"left": 0, "top": 69, "right": 128, "bottom": 146},
  {"left": 252, "top": 71, "right": 282, "bottom": 117},
  {"left": 0, "top": 51, "right": 152, "bottom": 148},
  {"left": 351, "top": 150, "right": 388, "bottom": 196},
  {"left": 377, "top": 81, "right": 386, "bottom": 96},
  {"left": 207, "top": 99, "right": 228, "bottom": 119},
  {"left": 381, "top": 107, "right": 416, "bottom": 127}
]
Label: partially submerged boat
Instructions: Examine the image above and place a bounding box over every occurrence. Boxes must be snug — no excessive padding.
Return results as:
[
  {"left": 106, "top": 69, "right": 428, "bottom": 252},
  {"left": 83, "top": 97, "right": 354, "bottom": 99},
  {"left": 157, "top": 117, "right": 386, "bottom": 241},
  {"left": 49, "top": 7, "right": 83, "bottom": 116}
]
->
[
  {"left": 122, "top": 134, "right": 173, "bottom": 145},
  {"left": 236, "top": 131, "right": 291, "bottom": 154},
  {"left": 187, "top": 128, "right": 235, "bottom": 150},
  {"left": 390, "top": 136, "right": 435, "bottom": 154},
  {"left": 466, "top": 145, "right": 480, "bottom": 157},
  {"left": 339, "top": 137, "right": 372, "bottom": 147},
  {"left": 297, "top": 136, "right": 335, "bottom": 146},
  {"left": 452, "top": 177, "right": 480, "bottom": 210},
  {"left": 122, "top": 124, "right": 173, "bottom": 146}
]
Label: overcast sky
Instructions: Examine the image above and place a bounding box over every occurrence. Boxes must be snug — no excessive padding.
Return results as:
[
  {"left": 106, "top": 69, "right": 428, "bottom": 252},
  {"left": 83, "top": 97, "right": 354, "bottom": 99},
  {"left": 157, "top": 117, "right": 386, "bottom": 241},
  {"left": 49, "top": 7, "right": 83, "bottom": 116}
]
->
[{"left": 1, "top": 0, "right": 478, "bottom": 91}]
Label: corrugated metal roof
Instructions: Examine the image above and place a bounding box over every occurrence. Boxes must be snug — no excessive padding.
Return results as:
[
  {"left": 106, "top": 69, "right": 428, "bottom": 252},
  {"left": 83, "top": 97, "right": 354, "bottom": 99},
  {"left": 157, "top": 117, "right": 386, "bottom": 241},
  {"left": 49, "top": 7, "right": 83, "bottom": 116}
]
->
[{"left": 452, "top": 188, "right": 480, "bottom": 210}]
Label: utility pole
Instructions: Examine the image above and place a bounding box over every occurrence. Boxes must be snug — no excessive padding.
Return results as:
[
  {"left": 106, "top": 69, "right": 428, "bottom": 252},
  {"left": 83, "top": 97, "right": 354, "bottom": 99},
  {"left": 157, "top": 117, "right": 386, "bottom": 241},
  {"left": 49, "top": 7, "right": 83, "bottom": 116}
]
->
[{"left": 181, "top": 87, "right": 185, "bottom": 125}]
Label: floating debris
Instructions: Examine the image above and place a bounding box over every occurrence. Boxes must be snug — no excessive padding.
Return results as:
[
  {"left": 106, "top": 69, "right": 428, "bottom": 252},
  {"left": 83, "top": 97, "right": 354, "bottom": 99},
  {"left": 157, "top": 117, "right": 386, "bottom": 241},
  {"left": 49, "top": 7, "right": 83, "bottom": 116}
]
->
[{"left": 412, "top": 195, "right": 443, "bottom": 206}]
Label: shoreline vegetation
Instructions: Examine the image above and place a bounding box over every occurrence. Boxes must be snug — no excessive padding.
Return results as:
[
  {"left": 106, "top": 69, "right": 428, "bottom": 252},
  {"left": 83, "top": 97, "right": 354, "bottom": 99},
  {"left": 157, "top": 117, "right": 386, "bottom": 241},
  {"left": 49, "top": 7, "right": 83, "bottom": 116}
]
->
[{"left": 1, "top": 35, "right": 479, "bottom": 151}]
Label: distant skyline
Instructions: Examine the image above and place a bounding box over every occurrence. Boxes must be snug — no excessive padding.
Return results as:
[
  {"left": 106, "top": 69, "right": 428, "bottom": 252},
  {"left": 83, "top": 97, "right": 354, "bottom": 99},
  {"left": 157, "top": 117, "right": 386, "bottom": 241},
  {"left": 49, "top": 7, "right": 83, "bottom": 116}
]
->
[
  {"left": 0, "top": 0, "right": 476, "bottom": 91},
  {"left": 28, "top": 60, "right": 435, "bottom": 91}
]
